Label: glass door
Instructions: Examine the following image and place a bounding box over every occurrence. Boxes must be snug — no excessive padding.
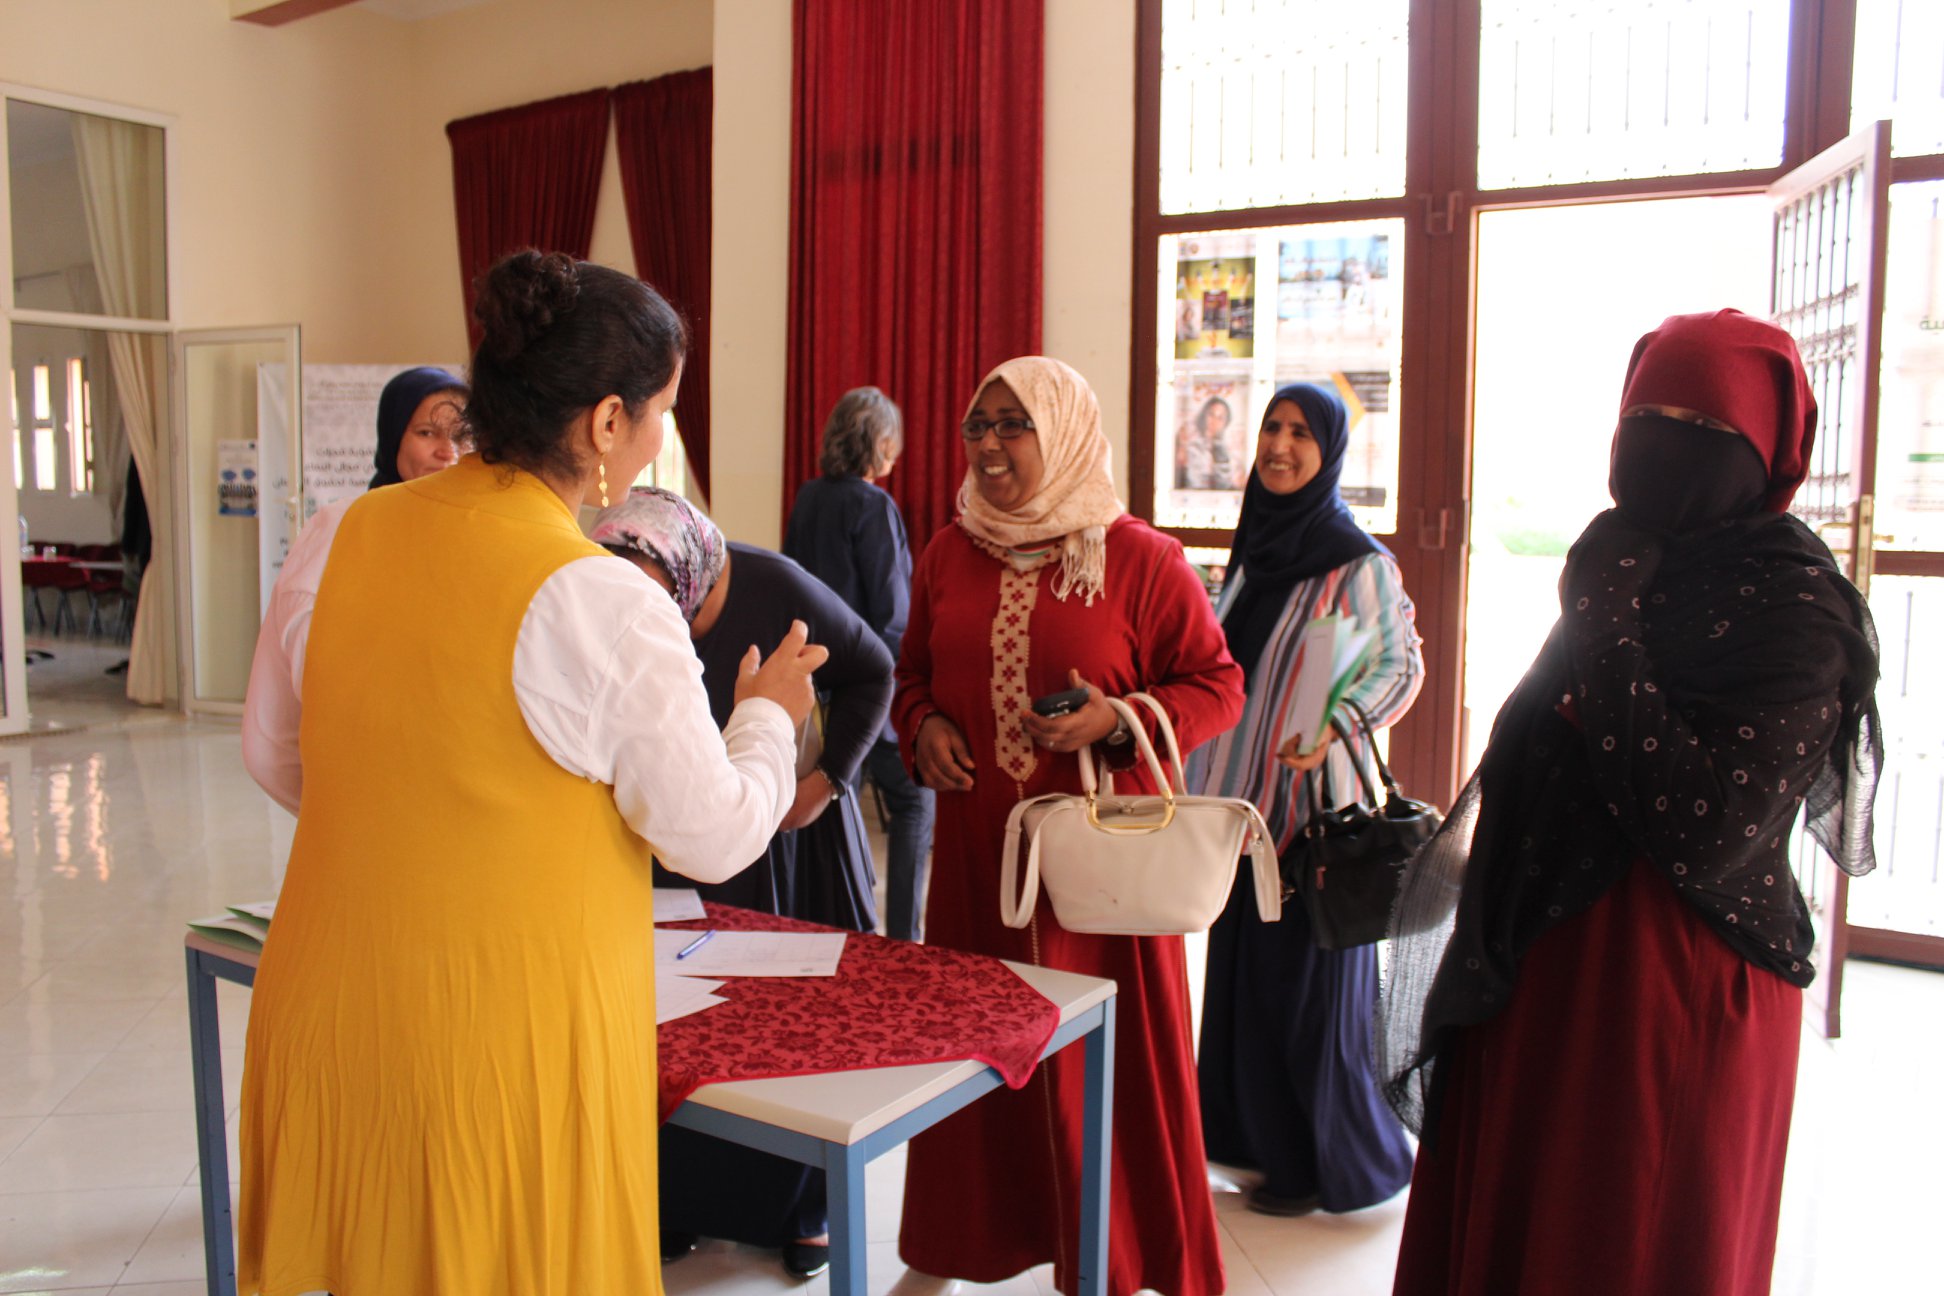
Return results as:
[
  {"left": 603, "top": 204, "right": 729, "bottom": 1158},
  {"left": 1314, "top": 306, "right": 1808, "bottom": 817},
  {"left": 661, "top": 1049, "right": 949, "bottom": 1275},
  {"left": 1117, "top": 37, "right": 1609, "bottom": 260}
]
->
[
  {"left": 171, "top": 326, "right": 298, "bottom": 716},
  {"left": 1854, "top": 174, "right": 1944, "bottom": 970},
  {"left": 1464, "top": 194, "right": 1772, "bottom": 774},
  {"left": 1767, "top": 121, "right": 1892, "bottom": 1035}
]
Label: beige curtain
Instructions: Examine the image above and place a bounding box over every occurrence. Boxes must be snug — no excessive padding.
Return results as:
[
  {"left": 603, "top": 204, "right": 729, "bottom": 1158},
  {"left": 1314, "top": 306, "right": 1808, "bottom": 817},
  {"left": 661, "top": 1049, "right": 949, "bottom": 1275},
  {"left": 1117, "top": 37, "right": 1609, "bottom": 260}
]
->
[
  {"left": 71, "top": 113, "right": 171, "bottom": 705},
  {"left": 60, "top": 266, "right": 128, "bottom": 521}
]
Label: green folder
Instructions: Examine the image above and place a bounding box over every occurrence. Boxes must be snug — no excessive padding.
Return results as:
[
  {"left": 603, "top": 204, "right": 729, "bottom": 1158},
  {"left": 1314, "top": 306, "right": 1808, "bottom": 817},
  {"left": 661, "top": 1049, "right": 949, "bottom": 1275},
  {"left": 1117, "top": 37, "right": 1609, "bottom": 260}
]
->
[{"left": 1291, "top": 614, "right": 1376, "bottom": 754}]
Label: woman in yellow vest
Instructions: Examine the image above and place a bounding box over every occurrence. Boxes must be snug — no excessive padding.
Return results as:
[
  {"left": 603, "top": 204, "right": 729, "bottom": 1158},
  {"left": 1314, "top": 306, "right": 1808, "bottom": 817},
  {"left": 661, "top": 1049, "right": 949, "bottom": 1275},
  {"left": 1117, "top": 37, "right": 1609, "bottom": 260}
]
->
[{"left": 236, "top": 249, "right": 825, "bottom": 1295}]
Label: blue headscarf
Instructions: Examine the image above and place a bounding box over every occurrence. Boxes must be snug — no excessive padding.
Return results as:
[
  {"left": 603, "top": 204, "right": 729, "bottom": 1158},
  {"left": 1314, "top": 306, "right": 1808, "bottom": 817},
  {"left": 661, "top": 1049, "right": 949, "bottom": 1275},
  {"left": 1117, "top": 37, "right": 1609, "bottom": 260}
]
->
[
  {"left": 1223, "top": 382, "right": 1388, "bottom": 684},
  {"left": 371, "top": 367, "right": 467, "bottom": 489}
]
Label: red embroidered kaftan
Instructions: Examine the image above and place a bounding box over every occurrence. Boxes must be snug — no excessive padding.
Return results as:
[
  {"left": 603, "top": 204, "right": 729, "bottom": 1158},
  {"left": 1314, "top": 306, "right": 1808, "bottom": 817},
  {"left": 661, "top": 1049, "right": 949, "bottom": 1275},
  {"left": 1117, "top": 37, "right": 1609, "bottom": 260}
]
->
[{"left": 893, "top": 516, "right": 1245, "bottom": 1296}]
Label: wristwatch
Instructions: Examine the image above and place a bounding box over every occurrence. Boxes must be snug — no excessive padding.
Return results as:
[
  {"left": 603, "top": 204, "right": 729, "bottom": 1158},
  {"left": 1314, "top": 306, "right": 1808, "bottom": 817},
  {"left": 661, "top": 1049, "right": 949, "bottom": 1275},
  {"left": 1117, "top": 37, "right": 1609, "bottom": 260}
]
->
[
  {"left": 819, "top": 767, "right": 846, "bottom": 801},
  {"left": 1105, "top": 714, "right": 1132, "bottom": 746}
]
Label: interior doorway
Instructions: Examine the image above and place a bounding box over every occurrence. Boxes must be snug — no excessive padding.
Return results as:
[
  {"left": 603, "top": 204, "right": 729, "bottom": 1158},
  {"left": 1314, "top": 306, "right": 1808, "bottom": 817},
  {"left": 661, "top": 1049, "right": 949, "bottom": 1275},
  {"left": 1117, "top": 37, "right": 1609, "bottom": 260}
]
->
[
  {"left": 1, "top": 87, "right": 173, "bottom": 735},
  {"left": 1463, "top": 193, "right": 1772, "bottom": 773},
  {"left": 11, "top": 321, "right": 149, "bottom": 733}
]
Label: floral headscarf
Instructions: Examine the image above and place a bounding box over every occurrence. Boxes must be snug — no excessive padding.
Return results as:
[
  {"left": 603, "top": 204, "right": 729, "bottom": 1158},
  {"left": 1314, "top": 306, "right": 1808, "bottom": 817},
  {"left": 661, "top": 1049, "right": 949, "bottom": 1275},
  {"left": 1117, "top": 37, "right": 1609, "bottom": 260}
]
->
[{"left": 589, "top": 487, "right": 726, "bottom": 623}]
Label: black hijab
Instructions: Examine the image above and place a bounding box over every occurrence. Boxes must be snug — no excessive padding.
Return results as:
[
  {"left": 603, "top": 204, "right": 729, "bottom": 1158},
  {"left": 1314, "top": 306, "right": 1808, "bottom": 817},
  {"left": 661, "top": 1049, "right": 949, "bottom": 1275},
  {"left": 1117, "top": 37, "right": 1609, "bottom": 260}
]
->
[
  {"left": 1380, "top": 313, "right": 1881, "bottom": 1139},
  {"left": 1223, "top": 383, "right": 1388, "bottom": 682},
  {"left": 370, "top": 367, "right": 466, "bottom": 490}
]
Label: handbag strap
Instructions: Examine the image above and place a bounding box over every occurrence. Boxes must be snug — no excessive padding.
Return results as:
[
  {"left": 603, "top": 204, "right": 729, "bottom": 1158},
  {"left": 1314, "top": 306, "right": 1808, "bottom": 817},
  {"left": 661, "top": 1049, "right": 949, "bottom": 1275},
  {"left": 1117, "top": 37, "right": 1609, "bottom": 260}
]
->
[
  {"left": 1079, "top": 695, "right": 1174, "bottom": 801},
  {"left": 1332, "top": 699, "right": 1405, "bottom": 801},
  {"left": 1000, "top": 792, "right": 1069, "bottom": 929},
  {"left": 1120, "top": 692, "right": 1188, "bottom": 792},
  {"left": 1301, "top": 699, "right": 1395, "bottom": 819}
]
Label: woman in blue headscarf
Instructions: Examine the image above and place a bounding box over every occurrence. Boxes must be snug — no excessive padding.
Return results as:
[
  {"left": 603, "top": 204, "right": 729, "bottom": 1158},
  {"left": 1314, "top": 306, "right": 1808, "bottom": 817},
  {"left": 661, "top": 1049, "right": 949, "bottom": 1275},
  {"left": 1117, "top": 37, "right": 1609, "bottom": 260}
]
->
[
  {"left": 370, "top": 366, "right": 468, "bottom": 489},
  {"left": 1187, "top": 382, "right": 1425, "bottom": 1216}
]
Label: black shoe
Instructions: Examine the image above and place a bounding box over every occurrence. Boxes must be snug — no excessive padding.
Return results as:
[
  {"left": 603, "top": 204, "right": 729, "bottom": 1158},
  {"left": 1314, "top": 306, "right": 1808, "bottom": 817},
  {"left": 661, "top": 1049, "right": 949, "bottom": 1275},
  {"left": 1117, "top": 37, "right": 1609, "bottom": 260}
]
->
[
  {"left": 661, "top": 1230, "right": 698, "bottom": 1263},
  {"left": 782, "top": 1240, "right": 831, "bottom": 1279},
  {"left": 1246, "top": 1185, "right": 1321, "bottom": 1217}
]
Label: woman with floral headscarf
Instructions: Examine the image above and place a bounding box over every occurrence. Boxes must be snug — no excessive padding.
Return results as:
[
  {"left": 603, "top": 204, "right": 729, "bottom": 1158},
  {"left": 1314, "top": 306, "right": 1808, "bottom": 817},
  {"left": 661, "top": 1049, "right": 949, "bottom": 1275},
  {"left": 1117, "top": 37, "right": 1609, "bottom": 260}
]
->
[
  {"left": 591, "top": 486, "right": 892, "bottom": 1281},
  {"left": 1188, "top": 383, "right": 1424, "bottom": 1218},
  {"left": 1383, "top": 310, "right": 1881, "bottom": 1295},
  {"left": 893, "top": 357, "right": 1244, "bottom": 1296}
]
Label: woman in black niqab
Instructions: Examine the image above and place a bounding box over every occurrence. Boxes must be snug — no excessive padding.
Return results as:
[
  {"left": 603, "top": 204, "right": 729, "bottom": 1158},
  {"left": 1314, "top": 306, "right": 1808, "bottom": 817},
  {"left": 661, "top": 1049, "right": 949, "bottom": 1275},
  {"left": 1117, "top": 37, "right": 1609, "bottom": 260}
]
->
[{"left": 1385, "top": 309, "right": 1880, "bottom": 1296}]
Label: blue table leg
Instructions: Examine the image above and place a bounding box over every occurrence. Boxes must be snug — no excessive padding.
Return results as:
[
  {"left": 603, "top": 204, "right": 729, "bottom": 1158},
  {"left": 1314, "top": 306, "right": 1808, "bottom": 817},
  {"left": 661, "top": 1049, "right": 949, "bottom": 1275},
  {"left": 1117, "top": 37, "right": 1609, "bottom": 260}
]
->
[
  {"left": 825, "top": 1139, "right": 869, "bottom": 1296},
  {"left": 186, "top": 949, "right": 239, "bottom": 1296},
  {"left": 1075, "top": 999, "right": 1115, "bottom": 1296}
]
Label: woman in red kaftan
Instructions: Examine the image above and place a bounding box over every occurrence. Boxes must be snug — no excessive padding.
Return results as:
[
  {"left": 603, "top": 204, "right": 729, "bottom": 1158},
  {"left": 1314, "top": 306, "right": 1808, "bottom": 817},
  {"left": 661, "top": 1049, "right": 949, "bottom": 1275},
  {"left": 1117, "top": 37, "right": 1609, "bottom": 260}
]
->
[{"left": 893, "top": 357, "right": 1244, "bottom": 1296}]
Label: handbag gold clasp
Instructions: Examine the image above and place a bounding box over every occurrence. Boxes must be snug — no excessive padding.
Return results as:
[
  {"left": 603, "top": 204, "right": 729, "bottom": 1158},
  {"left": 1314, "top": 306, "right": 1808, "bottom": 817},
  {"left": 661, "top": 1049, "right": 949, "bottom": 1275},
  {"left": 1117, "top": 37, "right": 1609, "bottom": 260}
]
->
[{"left": 1086, "top": 792, "right": 1177, "bottom": 834}]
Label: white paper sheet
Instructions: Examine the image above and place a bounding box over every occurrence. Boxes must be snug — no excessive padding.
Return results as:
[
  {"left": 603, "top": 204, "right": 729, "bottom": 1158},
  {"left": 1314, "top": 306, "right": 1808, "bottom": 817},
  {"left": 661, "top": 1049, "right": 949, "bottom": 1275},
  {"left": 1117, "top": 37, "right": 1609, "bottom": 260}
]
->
[
  {"left": 652, "top": 930, "right": 847, "bottom": 978},
  {"left": 652, "top": 888, "right": 707, "bottom": 923},
  {"left": 654, "top": 973, "right": 727, "bottom": 1025}
]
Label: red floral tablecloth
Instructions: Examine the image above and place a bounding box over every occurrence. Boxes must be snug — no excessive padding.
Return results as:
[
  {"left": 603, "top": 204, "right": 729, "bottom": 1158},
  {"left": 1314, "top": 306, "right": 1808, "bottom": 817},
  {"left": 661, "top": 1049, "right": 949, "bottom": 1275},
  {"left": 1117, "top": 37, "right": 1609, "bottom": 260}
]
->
[{"left": 655, "top": 903, "right": 1061, "bottom": 1123}]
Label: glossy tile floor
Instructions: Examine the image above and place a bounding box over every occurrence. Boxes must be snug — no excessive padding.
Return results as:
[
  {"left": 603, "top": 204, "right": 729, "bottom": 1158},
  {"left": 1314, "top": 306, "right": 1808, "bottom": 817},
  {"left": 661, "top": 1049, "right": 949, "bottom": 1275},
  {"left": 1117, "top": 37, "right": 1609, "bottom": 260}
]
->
[{"left": 1, "top": 705, "right": 1938, "bottom": 1294}]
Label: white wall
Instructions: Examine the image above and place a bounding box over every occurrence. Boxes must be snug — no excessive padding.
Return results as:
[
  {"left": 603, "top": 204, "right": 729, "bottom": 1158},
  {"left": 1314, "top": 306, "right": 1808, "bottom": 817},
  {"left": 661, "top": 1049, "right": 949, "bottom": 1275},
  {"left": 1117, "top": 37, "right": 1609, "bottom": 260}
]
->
[
  {"left": 708, "top": 0, "right": 792, "bottom": 547},
  {"left": 0, "top": 0, "right": 419, "bottom": 362},
  {"left": 1043, "top": 0, "right": 1136, "bottom": 501},
  {"left": 709, "top": 0, "right": 1138, "bottom": 543},
  {"left": 0, "top": 0, "right": 714, "bottom": 365}
]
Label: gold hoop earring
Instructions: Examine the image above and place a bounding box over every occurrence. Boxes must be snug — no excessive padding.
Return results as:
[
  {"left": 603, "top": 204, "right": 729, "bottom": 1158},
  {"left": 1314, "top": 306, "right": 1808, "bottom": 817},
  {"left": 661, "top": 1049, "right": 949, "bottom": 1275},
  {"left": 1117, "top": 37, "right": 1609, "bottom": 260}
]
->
[{"left": 598, "top": 459, "right": 610, "bottom": 509}]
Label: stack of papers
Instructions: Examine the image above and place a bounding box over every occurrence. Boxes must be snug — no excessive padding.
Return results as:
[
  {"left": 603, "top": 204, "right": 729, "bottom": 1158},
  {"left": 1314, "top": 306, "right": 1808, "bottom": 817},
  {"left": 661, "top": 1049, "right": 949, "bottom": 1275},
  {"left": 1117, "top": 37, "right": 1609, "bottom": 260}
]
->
[
  {"left": 187, "top": 900, "right": 276, "bottom": 954},
  {"left": 650, "top": 890, "right": 848, "bottom": 1025},
  {"left": 652, "top": 888, "right": 706, "bottom": 923},
  {"left": 652, "top": 929, "right": 848, "bottom": 978},
  {"left": 656, "top": 975, "right": 727, "bottom": 1025},
  {"left": 1287, "top": 614, "right": 1376, "bottom": 754}
]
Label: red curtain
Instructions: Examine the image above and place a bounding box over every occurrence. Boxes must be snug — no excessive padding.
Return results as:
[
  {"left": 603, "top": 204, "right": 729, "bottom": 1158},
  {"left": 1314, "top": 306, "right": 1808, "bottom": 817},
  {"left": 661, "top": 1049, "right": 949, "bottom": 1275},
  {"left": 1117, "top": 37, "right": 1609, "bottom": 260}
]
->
[
  {"left": 784, "top": 0, "right": 1044, "bottom": 548},
  {"left": 446, "top": 88, "right": 612, "bottom": 348},
  {"left": 614, "top": 70, "right": 715, "bottom": 500}
]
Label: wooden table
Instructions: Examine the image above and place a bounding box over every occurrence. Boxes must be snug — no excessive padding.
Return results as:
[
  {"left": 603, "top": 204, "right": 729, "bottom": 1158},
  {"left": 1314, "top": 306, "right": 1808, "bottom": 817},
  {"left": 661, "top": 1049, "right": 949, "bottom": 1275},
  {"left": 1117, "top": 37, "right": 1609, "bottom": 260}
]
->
[{"left": 184, "top": 932, "right": 1116, "bottom": 1296}]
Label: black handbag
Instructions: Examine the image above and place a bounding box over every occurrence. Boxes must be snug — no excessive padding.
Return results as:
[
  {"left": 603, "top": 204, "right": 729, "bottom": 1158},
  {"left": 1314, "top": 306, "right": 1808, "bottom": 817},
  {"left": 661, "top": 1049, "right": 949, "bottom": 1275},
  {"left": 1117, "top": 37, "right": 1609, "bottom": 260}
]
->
[{"left": 1287, "top": 701, "right": 1443, "bottom": 950}]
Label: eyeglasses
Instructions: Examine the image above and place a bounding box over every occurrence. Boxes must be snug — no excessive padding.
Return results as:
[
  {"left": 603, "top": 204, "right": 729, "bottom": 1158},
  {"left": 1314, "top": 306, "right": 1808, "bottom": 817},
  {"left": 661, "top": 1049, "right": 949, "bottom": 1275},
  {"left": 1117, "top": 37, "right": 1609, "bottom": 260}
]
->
[{"left": 960, "top": 417, "right": 1036, "bottom": 441}]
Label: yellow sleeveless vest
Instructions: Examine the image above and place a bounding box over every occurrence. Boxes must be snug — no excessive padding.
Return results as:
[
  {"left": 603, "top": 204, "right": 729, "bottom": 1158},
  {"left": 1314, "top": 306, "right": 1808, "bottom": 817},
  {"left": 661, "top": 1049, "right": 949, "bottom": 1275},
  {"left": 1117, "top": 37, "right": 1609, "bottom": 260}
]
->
[{"left": 238, "top": 455, "right": 662, "bottom": 1296}]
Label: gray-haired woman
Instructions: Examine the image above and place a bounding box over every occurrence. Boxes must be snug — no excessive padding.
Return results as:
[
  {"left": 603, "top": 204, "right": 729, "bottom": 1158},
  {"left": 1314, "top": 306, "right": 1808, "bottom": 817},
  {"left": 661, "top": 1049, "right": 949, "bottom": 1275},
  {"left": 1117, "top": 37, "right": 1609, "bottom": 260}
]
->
[{"left": 784, "top": 386, "right": 937, "bottom": 941}]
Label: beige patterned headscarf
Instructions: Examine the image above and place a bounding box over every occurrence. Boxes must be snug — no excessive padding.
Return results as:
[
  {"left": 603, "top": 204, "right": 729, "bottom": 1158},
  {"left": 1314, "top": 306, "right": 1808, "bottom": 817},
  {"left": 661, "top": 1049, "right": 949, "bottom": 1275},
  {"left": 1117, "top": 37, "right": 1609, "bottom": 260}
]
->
[{"left": 956, "top": 356, "right": 1125, "bottom": 604}]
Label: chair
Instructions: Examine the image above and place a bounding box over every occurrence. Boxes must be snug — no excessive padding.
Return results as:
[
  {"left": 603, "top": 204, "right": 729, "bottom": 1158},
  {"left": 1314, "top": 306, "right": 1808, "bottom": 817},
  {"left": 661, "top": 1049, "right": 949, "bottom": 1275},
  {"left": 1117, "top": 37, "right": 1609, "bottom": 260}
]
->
[
  {"left": 20, "top": 559, "right": 59, "bottom": 630},
  {"left": 41, "top": 563, "right": 90, "bottom": 637},
  {"left": 73, "top": 544, "right": 128, "bottom": 639}
]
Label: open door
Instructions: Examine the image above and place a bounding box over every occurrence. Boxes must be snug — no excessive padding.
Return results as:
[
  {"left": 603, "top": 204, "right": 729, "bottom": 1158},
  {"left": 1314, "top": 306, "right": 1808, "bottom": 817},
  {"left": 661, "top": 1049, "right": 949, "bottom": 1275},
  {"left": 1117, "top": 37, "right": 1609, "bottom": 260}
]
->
[
  {"left": 0, "top": 432, "right": 25, "bottom": 736},
  {"left": 171, "top": 326, "right": 299, "bottom": 717},
  {"left": 1767, "top": 120, "right": 1892, "bottom": 1039}
]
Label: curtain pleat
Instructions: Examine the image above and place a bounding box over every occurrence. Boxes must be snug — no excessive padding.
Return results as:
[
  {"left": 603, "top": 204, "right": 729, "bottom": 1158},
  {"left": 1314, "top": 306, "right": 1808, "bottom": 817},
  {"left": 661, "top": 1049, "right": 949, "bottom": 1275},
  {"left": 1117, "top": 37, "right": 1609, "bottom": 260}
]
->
[
  {"left": 71, "top": 114, "right": 172, "bottom": 706},
  {"left": 446, "top": 89, "right": 612, "bottom": 348},
  {"left": 784, "top": 0, "right": 1045, "bottom": 548},
  {"left": 613, "top": 70, "right": 714, "bottom": 500}
]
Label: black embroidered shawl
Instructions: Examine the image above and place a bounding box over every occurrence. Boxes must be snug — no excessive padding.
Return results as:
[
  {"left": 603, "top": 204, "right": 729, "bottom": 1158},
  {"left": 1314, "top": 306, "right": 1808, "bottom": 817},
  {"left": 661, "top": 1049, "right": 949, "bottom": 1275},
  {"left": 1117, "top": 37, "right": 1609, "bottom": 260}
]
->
[{"left": 1380, "top": 508, "right": 1880, "bottom": 1135}]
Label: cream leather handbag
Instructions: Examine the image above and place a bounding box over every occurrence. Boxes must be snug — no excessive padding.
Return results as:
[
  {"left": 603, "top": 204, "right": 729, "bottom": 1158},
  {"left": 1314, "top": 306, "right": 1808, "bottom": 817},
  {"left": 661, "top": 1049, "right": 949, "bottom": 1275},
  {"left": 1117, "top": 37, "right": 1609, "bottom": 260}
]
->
[{"left": 1000, "top": 693, "right": 1281, "bottom": 936}]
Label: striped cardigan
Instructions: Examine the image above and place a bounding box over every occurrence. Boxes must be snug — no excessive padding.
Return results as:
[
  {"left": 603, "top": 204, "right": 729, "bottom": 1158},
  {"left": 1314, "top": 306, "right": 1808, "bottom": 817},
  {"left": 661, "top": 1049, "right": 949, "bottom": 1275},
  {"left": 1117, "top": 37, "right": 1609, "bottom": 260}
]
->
[{"left": 1188, "top": 553, "right": 1425, "bottom": 853}]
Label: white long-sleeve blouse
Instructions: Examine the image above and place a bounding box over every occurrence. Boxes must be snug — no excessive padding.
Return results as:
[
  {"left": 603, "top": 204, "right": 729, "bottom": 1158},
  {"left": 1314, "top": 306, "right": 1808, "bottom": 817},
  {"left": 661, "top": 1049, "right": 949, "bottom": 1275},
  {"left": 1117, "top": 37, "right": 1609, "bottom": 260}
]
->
[{"left": 240, "top": 496, "right": 795, "bottom": 883}]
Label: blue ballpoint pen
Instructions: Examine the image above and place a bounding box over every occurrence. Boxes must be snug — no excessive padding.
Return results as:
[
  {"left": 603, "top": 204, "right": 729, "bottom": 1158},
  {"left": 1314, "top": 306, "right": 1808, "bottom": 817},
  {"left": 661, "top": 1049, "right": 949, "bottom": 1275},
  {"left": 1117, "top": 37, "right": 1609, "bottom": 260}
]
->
[{"left": 674, "top": 929, "right": 717, "bottom": 960}]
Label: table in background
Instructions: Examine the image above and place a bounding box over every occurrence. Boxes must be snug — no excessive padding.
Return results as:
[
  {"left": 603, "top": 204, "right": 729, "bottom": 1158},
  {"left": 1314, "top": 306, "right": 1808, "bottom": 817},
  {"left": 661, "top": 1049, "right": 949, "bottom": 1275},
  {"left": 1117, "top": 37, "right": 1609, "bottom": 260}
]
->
[{"left": 184, "top": 933, "right": 1116, "bottom": 1296}]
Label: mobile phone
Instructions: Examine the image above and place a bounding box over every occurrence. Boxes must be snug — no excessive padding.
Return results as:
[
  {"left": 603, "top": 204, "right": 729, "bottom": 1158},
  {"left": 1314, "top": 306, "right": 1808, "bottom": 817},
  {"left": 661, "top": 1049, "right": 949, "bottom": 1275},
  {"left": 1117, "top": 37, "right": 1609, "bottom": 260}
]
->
[{"left": 1030, "top": 686, "right": 1090, "bottom": 718}]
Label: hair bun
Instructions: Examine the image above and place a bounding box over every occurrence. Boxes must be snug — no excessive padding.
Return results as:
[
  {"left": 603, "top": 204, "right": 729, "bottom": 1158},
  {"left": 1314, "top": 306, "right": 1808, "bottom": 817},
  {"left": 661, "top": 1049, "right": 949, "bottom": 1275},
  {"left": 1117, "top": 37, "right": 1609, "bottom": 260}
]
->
[{"left": 472, "top": 249, "right": 580, "bottom": 365}]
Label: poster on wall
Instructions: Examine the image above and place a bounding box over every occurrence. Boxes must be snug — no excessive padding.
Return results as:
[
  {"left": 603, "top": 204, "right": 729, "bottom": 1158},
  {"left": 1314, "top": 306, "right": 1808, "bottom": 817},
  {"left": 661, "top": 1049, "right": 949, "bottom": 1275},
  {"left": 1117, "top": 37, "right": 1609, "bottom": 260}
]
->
[
  {"left": 257, "top": 364, "right": 295, "bottom": 609},
  {"left": 301, "top": 363, "right": 465, "bottom": 520},
  {"left": 1170, "top": 371, "right": 1251, "bottom": 494},
  {"left": 1276, "top": 232, "right": 1394, "bottom": 347},
  {"left": 216, "top": 440, "right": 259, "bottom": 518},
  {"left": 1174, "top": 233, "right": 1257, "bottom": 361}
]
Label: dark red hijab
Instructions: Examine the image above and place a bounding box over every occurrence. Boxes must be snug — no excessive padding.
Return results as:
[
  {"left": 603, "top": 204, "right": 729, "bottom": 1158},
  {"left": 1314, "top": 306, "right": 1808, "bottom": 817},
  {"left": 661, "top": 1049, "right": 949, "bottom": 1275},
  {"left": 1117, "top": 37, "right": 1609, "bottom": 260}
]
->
[{"left": 1618, "top": 309, "right": 1817, "bottom": 513}]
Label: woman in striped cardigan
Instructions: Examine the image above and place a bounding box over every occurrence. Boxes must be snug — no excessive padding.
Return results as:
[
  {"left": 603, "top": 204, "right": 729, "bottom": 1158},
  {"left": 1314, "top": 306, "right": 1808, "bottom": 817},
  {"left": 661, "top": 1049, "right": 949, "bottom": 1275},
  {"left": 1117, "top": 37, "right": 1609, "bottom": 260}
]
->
[{"left": 1188, "top": 381, "right": 1425, "bottom": 1216}]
